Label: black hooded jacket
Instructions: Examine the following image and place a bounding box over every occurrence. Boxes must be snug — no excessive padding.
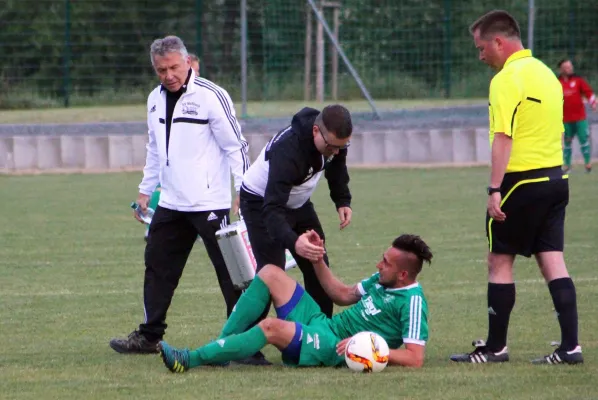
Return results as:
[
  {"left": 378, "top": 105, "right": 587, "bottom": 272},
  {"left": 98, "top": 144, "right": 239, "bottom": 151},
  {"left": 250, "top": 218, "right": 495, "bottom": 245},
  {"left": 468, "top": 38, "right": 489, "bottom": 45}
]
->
[{"left": 241, "top": 107, "right": 351, "bottom": 250}]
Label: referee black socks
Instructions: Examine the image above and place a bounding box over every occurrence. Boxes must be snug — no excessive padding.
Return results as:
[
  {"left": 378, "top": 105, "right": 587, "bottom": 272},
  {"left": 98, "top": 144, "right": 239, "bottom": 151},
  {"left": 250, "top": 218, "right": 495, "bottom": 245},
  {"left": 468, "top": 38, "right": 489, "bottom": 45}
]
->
[
  {"left": 548, "top": 277, "right": 579, "bottom": 352},
  {"left": 486, "top": 283, "right": 516, "bottom": 352}
]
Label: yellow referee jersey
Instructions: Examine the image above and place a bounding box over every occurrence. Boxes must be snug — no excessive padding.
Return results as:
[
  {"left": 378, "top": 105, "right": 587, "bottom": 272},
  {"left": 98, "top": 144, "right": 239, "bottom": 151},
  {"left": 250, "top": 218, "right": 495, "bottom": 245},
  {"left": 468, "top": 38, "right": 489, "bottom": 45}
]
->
[{"left": 489, "top": 49, "right": 564, "bottom": 172}]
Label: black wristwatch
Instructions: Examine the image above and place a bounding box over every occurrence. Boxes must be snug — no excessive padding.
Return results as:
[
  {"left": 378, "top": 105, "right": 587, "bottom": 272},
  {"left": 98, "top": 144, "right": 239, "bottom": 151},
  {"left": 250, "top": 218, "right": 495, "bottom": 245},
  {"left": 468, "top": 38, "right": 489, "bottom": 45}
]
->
[{"left": 487, "top": 186, "right": 501, "bottom": 195}]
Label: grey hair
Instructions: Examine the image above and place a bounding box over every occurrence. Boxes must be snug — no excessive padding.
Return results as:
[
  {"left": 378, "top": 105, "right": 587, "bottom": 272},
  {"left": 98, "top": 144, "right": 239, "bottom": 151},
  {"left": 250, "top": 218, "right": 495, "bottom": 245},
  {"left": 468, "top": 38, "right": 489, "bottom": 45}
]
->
[{"left": 150, "top": 36, "right": 188, "bottom": 66}]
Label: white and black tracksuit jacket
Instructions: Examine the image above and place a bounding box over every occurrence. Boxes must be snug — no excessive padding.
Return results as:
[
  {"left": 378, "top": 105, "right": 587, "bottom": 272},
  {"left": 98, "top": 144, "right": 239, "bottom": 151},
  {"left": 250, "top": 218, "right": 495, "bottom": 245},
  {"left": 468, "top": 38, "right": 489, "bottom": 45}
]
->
[{"left": 139, "top": 69, "right": 250, "bottom": 211}]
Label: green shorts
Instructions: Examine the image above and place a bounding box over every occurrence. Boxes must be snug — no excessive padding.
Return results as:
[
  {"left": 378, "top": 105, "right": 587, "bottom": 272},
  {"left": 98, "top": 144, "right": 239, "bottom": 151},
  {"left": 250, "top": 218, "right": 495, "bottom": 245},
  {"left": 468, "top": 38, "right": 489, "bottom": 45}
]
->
[
  {"left": 282, "top": 287, "right": 345, "bottom": 367},
  {"left": 564, "top": 120, "right": 589, "bottom": 143}
]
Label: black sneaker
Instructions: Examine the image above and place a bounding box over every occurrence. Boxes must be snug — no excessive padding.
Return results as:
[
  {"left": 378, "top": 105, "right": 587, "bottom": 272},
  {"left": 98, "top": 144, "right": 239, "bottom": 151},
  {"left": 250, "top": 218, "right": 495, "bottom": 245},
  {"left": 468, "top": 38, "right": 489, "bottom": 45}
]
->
[
  {"left": 531, "top": 345, "right": 583, "bottom": 365},
  {"left": 232, "top": 351, "right": 272, "bottom": 366},
  {"left": 585, "top": 165, "right": 592, "bottom": 174},
  {"left": 109, "top": 330, "right": 160, "bottom": 354},
  {"left": 449, "top": 339, "right": 509, "bottom": 363}
]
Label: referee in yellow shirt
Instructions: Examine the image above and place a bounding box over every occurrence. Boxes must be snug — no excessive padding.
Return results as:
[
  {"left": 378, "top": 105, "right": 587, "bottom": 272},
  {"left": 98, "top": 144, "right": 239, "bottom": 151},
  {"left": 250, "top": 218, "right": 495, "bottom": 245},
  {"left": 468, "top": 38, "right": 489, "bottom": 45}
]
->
[{"left": 450, "top": 10, "right": 582, "bottom": 365}]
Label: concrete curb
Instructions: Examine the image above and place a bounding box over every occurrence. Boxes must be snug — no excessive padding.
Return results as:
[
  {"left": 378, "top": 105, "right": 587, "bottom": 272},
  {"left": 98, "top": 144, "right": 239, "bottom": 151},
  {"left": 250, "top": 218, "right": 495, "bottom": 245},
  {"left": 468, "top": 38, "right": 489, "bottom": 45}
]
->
[{"left": 1, "top": 125, "right": 596, "bottom": 173}]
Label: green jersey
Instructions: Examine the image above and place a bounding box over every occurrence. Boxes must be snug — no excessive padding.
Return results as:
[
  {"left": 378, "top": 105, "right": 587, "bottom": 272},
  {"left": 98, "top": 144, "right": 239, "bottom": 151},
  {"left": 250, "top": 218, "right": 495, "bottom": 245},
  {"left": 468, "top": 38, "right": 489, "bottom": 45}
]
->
[{"left": 328, "top": 272, "right": 429, "bottom": 349}]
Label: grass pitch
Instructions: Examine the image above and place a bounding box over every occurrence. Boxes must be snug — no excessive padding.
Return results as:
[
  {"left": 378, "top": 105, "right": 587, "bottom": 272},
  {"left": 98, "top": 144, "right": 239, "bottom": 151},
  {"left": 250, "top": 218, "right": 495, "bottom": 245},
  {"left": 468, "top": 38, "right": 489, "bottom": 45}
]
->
[{"left": 1, "top": 167, "right": 597, "bottom": 400}]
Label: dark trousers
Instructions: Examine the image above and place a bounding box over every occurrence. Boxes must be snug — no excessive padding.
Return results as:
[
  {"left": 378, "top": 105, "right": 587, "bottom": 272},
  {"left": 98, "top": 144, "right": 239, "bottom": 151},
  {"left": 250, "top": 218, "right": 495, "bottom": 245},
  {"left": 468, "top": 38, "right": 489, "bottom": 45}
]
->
[
  {"left": 138, "top": 205, "right": 242, "bottom": 340},
  {"left": 240, "top": 189, "right": 333, "bottom": 318}
]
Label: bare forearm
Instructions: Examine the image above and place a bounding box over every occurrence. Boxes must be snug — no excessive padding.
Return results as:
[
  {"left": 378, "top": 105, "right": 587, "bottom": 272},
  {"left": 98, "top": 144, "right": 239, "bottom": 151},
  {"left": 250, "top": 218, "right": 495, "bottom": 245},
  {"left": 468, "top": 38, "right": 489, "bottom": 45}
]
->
[
  {"left": 388, "top": 348, "right": 424, "bottom": 368},
  {"left": 312, "top": 259, "right": 357, "bottom": 306},
  {"left": 490, "top": 133, "right": 512, "bottom": 187}
]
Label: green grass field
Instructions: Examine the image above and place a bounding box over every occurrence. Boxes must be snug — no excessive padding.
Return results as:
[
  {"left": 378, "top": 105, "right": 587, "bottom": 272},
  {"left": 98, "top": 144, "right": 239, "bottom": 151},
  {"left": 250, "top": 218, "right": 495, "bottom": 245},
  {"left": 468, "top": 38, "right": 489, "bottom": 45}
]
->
[
  {"left": 1, "top": 168, "right": 597, "bottom": 400},
  {"left": 0, "top": 99, "right": 485, "bottom": 124}
]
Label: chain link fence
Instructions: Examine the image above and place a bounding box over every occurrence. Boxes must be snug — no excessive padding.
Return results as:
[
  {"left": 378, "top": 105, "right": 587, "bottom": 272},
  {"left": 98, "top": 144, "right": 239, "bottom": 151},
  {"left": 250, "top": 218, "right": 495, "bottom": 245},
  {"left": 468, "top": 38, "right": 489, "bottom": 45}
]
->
[{"left": 1, "top": 0, "right": 596, "bottom": 110}]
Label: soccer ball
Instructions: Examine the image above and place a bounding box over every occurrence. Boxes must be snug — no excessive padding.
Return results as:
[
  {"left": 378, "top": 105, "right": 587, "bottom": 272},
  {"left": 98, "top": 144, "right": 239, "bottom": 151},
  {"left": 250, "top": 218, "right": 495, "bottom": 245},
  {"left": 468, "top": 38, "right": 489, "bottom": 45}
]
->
[{"left": 344, "top": 331, "right": 390, "bottom": 373}]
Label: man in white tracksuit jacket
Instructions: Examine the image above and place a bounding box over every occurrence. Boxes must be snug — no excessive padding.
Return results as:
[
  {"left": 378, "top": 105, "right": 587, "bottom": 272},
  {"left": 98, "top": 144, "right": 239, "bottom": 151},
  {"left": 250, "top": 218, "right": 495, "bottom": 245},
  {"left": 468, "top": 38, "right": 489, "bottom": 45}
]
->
[{"left": 109, "top": 36, "right": 266, "bottom": 363}]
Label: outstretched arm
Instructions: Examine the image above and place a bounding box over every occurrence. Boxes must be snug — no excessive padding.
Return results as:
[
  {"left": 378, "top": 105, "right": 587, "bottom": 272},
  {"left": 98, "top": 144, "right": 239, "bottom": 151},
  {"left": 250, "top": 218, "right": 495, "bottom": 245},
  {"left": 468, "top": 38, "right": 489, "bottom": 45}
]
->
[
  {"left": 312, "top": 258, "right": 362, "bottom": 306},
  {"left": 307, "top": 230, "right": 361, "bottom": 306}
]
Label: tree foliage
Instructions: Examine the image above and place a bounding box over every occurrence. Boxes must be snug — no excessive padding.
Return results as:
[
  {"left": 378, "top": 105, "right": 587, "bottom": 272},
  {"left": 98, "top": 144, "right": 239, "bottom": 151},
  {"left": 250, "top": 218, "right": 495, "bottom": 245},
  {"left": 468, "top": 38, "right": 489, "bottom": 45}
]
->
[{"left": 0, "top": 0, "right": 596, "bottom": 106}]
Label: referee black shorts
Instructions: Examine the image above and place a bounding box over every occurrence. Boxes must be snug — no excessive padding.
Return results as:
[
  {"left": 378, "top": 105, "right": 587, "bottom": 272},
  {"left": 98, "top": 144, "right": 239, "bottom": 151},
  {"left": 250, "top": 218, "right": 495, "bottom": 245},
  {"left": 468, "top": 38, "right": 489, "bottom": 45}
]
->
[{"left": 486, "top": 166, "right": 569, "bottom": 257}]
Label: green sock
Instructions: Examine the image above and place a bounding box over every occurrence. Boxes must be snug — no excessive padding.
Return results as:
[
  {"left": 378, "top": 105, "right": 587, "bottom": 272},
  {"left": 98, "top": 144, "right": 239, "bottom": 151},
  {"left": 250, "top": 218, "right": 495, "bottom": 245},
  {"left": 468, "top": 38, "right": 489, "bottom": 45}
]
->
[
  {"left": 189, "top": 326, "right": 267, "bottom": 367},
  {"left": 563, "top": 143, "right": 572, "bottom": 167},
  {"left": 581, "top": 142, "right": 591, "bottom": 165},
  {"left": 577, "top": 120, "right": 591, "bottom": 166},
  {"left": 218, "top": 275, "right": 270, "bottom": 338}
]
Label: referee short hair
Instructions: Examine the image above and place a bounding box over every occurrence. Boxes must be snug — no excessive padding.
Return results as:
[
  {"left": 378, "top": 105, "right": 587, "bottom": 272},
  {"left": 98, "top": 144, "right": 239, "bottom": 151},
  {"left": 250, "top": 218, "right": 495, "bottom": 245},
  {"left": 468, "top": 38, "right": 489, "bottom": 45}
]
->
[
  {"left": 469, "top": 10, "right": 521, "bottom": 40},
  {"left": 315, "top": 105, "right": 353, "bottom": 139}
]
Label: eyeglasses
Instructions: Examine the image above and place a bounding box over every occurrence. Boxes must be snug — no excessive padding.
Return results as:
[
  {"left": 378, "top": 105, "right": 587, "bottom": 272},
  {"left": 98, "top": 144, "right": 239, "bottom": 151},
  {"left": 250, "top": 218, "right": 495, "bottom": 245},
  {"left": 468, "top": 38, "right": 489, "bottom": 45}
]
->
[{"left": 317, "top": 125, "right": 350, "bottom": 150}]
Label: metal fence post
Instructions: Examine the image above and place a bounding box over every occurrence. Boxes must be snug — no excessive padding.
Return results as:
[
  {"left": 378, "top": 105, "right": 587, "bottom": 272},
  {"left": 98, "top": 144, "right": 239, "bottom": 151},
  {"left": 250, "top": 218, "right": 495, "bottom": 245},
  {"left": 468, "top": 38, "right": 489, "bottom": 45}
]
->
[
  {"left": 315, "top": 2, "right": 324, "bottom": 102},
  {"left": 527, "top": 0, "right": 535, "bottom": 53},
  {"left": 443, "top": 0, "right": 451, "bottom": 98},
  {"left": 568, "top": 0, "right": 575, "bottom": 60},
  {"left": 306, "top": 0, "right": 380, "bottom": 119},
  {"left": 195, "top": 0, "right": 203, "bottom": 58},
  {"left": 241, "top": 0, "right": 248, "bottom": 118},
  {"left": 304, "top": 6, "right": 313, "bottom": 101},
  {"left": 63, "top": 0, "right": 71, "bottom": 107}
]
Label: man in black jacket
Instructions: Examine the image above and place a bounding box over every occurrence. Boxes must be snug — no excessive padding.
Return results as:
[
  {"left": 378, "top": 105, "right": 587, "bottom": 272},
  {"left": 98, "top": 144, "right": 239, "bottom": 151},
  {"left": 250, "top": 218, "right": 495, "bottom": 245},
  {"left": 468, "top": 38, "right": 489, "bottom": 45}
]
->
[{"left": 236, "top": 105, "right": 352, "bottom": 364}]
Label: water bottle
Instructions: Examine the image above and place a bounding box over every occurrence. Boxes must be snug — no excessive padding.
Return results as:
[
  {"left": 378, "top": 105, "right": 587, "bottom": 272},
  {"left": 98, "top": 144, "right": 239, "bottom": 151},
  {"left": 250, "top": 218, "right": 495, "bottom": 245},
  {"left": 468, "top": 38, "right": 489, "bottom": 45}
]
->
[{"left": 131, "top": 202, "right": 155, "bottom": 224}]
